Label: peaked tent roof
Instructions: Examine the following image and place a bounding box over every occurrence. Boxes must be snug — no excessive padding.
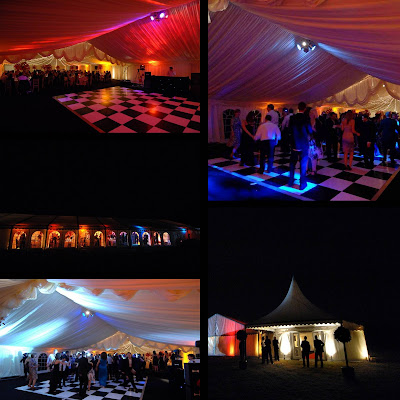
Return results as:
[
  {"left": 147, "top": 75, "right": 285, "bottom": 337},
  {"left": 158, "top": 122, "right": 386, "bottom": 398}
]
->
[{"left": 248, "top": 277, "right": 338, "bottom": 327}]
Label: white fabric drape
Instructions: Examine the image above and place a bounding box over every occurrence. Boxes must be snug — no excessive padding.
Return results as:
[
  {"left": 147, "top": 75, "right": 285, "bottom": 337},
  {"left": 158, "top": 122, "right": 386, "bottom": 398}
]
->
[
  {"left": 229, "top": 0, "right": 400, "bottom": 85},
  {"left": 1, "top": 42, "right": 125, "bottom": 66},
  {"left": 208, "top": 3, "right": 366, "bottom": 104}
]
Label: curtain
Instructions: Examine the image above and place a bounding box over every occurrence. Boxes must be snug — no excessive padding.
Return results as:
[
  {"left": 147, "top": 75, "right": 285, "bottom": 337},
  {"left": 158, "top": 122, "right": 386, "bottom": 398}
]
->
[
  {"left": 0, "top": 42, "right": 125, "bottom": 66},
  {"left": 208, "top": 3, "right": 366, "bottom": 104},
  {"left": 89, "top": 1, "right": 200, "bottom": 64},
  {"left": 0, "top": 1, "right": 192, "bottom": 56}
]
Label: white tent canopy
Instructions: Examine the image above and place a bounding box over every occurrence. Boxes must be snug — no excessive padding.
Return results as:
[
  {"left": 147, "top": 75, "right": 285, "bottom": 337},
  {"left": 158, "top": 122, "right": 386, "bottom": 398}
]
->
[
  {"left": 0, "top": 279, "right": 199, "bottom": 378},
  {"left": 248, "top": 277, "right": 337, "bottom": 327}
]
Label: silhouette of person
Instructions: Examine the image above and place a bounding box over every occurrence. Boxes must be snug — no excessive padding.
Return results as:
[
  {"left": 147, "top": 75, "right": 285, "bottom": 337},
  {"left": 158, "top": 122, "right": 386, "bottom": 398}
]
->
[
  {"left": 301, "top": 336, "right": 310, "bottom": 367},
  {"left": 264, "top": 336, "right": 273, "bottom": 364},
  {"left": 272, "top": 337, "right": 279, "bottom": 361},
  {"left": 261, "top": 337, "right": 266, "bottom": 364},
  {"left": 314, "top": 335, "right": 324, "bottom": 368}
]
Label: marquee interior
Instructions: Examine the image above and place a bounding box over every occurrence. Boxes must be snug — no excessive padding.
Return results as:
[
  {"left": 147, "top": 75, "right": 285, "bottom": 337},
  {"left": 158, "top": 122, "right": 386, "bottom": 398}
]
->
[
  {"left": 208, "top": 0, "right": 400, "bottom": 142},
  {"left": 0, "top": 0, "right": 200, "bottom": 81},
  {"left": 0, "top": 279, "right": 200, "bottom": 378}
]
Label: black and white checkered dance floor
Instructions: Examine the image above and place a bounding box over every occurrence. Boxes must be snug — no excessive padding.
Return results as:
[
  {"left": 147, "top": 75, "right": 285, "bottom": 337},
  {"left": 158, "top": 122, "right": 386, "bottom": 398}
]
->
[
  {"left": 16, "top": 377, "right": 147, "bottom": 399},
  {"left": 54, "top": 86, "right": 200, "bottom": 133},
  {"left": 208, "top": 150, "right": 400, "bottom": 201}
]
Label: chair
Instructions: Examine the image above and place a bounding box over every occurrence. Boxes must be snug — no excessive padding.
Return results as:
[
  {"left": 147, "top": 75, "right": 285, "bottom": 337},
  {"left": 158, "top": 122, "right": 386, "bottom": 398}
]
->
[{"left": 32, "top": 79, "right": 40, "bottom": 93}]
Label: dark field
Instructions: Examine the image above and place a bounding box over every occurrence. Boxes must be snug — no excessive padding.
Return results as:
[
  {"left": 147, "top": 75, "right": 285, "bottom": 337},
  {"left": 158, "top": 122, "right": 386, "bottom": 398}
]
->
[{"left": 209, "top": 356, "right": 399, "bottom": 400}]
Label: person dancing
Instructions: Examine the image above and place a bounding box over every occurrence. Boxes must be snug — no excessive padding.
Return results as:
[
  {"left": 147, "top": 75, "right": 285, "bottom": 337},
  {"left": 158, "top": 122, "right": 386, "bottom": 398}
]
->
[{"left": 341, "top": 110, "right": 360, "bottom": 170}]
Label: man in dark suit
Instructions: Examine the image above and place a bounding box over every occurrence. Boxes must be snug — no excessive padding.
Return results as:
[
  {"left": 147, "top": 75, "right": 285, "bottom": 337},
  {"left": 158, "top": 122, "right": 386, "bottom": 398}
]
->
[
  {"left": 77, "top": 352, "right": 91, "bottom": 398},
  {"left": 121, "top": 353, "right": 138, "bottom": 392},
  {"left": 272, "top": 337, "right": 279, "bottom": 361},
  {"left": 314, "top": 335, "right": 325, "bottom": 368},
  {"left": 264, "top": 336, "right": 273, "bottom": 364},
  {"left": 379, "top": 112, "right": 398, "bottom": 166},
  {"left": 301, "top": 336, "right": 310, "bottom": 368},
  {"left": 288, "top": 102, "right": 312, "bottom": 190}
]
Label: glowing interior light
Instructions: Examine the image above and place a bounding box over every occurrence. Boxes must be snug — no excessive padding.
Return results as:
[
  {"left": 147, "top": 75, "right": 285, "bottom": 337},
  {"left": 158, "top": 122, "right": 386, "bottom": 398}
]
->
[
  {"left": 150, "top": 15, "right": 154, "bottom": 21},
  {"left": 325, "top": 332, "right": 337, "bottom": 357},
  {"left": 311, "top": 46, "right": 316, "bottom": 51},
  {"left": 229, "top": 343, "right": 235, "bottom": 356},
  {"left": 280, "top": 333, "right": 291, "bottom": 355},
  {"left": 165, "top": 14, "right": 169, "bottom": 18},
  {"left": 297, "top": 44, "right": 302, "bottom": 51},
  {"left": 160, "top": 12, "right": 165, "bottom": 18},
  {"left": 302, "top": 41, "right": 307, "bottom": 47}
]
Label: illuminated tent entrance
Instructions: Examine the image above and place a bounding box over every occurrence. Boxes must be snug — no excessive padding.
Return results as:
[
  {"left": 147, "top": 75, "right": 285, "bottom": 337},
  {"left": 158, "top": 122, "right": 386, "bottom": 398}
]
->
[
  {"left": 247, "top": 278, "right": 368, "bottom": 362},
  {"left": 0, "top": 279, "right": 200, "bottom": 378}
]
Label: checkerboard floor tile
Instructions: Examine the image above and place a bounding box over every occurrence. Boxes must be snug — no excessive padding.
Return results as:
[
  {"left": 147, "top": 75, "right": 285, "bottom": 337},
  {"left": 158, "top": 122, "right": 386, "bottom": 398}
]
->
[
  {"left": 16, "top": 377, "right": 147, "bottom": 399},
  {"left": 208, "top": 149, "right": 400, "bottom": 201},
  {"left": 54, "top": 87, "right": 200, "bottom": 133}
]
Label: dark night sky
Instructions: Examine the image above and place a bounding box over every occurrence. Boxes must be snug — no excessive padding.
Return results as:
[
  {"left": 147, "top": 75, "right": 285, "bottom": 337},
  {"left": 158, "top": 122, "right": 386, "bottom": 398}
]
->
[
  {"left": 209, "top": 206, "right": 400, "bottom": 349},
  {"left": 0, "top": 139, "right": 200, "bottom": 226}
]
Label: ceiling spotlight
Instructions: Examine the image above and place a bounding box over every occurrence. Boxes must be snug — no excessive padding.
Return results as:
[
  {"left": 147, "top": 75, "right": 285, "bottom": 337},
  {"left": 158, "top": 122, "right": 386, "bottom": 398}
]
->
[
  {"left": 297, "top": 39, "right": 317, "bottom": 53},
  {"left": 82, "top": 310, "right": 94, "bottom": 318},
  {"left": 150, "top": 11, "right": 168, "bottom": 21}
]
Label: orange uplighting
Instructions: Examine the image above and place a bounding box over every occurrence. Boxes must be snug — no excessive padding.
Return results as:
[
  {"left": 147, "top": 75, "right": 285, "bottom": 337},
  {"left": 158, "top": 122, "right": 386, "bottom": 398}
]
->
[
  {"left": 229, "top": 343, "right": 235, "bottom": 356},
  {"left": 148, "top": 60, "right": 159, "bottom": 65}
]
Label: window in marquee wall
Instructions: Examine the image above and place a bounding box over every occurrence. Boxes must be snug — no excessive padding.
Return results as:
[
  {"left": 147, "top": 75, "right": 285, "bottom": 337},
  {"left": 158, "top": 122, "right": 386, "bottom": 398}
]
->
[
  {"left": 48, "top": 231, "right": 61, "bottom": 248},
  {"left": 163, "top": 232, "right": 171, "bottom": 245},
  {"left": 38, "top": 353, "right": 48, "bottom": 371},
  {"left": 31, "top": 231, "right": 44, "bottom": 249},
  {"left": 142, "top": 232, "right": 151, "bottom": 246},
  {"left": 153, "top": 232, "right": 161, "bottom": 245},
  {"left": 120, "top": 232, "right": 128, "bottom": 246},
  {"left": 131, "top": 232, "right": 140, "bottom": 245},
  {"left": 12, "top": 231, "right": 27, "bottom": 249},
  {"left": 94, "top": 231, "right": 104, "bottom": 247},
  {"left": 107, "top": 231, "right": 117, "bottom": 247},
  {"left": 64, "top": 231, "right": 76, "bottom": 248},
  {"left": 223, "top": 109, "right": 235, "bottom": 139}
]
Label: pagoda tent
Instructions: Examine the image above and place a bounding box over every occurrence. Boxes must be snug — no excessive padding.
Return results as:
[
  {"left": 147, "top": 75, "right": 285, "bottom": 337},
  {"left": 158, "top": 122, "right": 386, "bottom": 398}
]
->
[
  {"left": 208, "top": 313, "right": 258, "bottom": 356},
  {"left": 247, "top": 277, "right": 368, "bottom": 362},
  {"left": 0, "top": 279, "right": 200, "bottom": 378},
  {"left": 208, "top": 0, "right": 400, "bottom": 143},
  {"left": 0, "top": 1, "right": 200, "bottom": 81}
]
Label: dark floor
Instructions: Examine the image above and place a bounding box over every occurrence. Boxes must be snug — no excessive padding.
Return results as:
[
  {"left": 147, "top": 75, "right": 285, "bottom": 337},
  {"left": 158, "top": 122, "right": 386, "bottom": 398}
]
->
[
  {"left": 0, "top": 370, "right": 186, "bottom": 400},
  {"left": 208, "top": 167, "right": 296, "bottom": 201}
]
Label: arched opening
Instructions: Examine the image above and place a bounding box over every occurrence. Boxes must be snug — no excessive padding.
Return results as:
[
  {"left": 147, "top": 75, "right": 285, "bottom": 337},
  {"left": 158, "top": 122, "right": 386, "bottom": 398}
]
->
[
  {"left": 79, "top": 229, "right": 90, "bottom": 247},
  {"left": 120, "top": 232, "right": 128, "bottom": 246},
  {"left": 94, "top": 231, "right": 104, "bottom": 247},
  {"left": 31, "top": 231, "right": 44, "bottom": 249},
  {"left": 131, "top": 232, "right": 140, "bottom": 245},
  {"left": 142, "top": 232, "right": 151, "bottom": 246},
  {"left": 38, "top": 353, "right": 48, "bottom": 371},
  {"left": 153, "top": 232, "right": 161, "bottom": 245},
  {"left": 48, "top": 231, "right": 61, "bottom": 248},
  {"left": 12, "top": 231, "right": 27, "bottom": 249},
  {"left": 64, "top": 231, "right": 76, "bottom": 248},
  {"left": 223, "top": 109, "right": 235, "bottom": 140},
  {"left": 107, "top": 231, "right": 116, "bottom": 247},
  {"left": 163, "top": 232, "right": 171, "bottom": 245}
]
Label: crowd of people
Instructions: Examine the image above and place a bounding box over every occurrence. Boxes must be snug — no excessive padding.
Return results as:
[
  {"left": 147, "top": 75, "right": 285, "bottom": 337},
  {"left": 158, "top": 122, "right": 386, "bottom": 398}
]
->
[
  {"left": 0, "top": 68, "right": 112, "bottom": 95},
  {"left": 20, "top": 349, "right": 194, "bottom": 399},
  {"left": 261, "top": 335, "right": 325, "bottom": 368},
  {"left": 228, "top": 103, "right": 400, "bottom": 189}
]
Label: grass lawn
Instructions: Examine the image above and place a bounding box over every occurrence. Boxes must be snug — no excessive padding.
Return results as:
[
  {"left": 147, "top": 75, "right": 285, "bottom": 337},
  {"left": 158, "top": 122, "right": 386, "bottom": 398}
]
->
[{"left": 209, "top": 356, "right": 399, "bottom": 399}]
